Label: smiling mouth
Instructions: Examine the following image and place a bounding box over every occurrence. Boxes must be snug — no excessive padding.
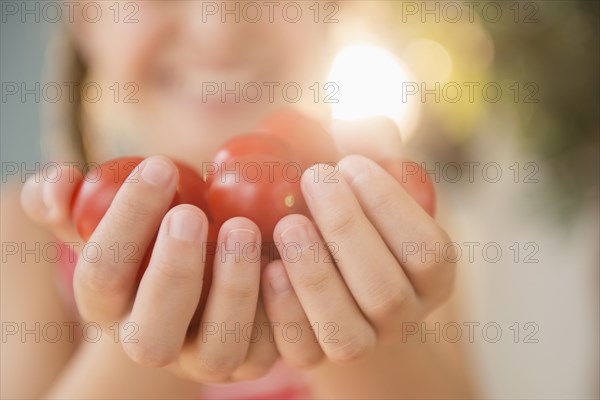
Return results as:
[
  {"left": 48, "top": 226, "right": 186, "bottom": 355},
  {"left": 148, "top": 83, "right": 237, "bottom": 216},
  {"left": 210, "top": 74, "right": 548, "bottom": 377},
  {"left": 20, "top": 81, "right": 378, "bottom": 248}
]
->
[{"left": 157, "top": 68, "right": 267, "bottom": 115}]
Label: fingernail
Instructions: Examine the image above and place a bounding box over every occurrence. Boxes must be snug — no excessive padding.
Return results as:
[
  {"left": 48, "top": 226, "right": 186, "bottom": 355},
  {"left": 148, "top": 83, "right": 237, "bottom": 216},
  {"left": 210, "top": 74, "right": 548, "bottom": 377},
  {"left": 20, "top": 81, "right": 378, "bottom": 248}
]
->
[
  {"left": 270, "top": 271, "right": 291, "bottom": 294},
  {"left": 140, "top": 158, "right": 174, "bottom": 187},
  {"left": 280, "top": 223, "right": 311, "bottom": 250},
  {"left": 226, "top": 228, "right": 257, "bottom": 256},
  {"left": 302, "top": 164, "right": 339, "bottom": 200},
  {"left": 168, "top": 209, "right": 202, "bottom": 241}
]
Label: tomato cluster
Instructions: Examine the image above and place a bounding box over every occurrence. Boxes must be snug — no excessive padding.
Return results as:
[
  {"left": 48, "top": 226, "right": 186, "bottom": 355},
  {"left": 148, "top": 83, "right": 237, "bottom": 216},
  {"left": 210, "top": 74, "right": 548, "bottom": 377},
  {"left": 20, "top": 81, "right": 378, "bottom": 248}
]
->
[{"left": 70, "top": 108, "right": 435, "bottom": 286}]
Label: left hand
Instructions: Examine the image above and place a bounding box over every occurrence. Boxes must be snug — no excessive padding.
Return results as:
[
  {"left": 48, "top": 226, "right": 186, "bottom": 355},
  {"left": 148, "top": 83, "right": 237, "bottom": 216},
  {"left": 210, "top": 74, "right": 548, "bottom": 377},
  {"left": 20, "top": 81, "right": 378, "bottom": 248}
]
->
[{"left": 260, "top": 120, "right": 457, "bottom": 368}]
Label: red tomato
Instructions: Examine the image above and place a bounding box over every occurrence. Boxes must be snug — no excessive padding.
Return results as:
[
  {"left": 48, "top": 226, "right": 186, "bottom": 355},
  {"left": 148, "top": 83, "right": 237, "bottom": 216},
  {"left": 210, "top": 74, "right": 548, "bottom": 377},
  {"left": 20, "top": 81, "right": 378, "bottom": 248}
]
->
[
  {"left": 71, "top": 156, "right": 211, "bottom": 281},
  {"left": 207, "top": 133, "right": 293, "bottom": 185},
  {"left": 258, "top": 108, "right": 341, "bottom": 169},
  {"left": 207, "top": 154, "right": 308, "bottom": 242},
  {"left": 71, "top": 157, "right": 209, "bottom": 241},
  {"left": 173, "top": 161, "right": 211, "bottom": 214},
  {"left": 71, "top": 156, "right": 144, "bottom": 241},
  {"left": 378, "top": 158, "right": 436, "bottom": 217},
  {"left": 205, "top": 109, "right": 338, "bottom": 242}
]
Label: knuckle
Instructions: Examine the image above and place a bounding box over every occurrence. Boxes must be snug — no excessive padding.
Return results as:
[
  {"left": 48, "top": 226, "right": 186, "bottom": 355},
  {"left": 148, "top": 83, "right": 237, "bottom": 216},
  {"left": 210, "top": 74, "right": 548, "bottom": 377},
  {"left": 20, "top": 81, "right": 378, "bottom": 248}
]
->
[
  {"left": 151, "top": 256, "right": 199, "bottom": 282},
  {"left": 110, "top": 175, "right": 175, "bottom": 227},
  {"left": 123, "top": 340, "right": 176, "bottom": 368},
  {"left": 296, "top": 270, "right": 330, "bottom": 294},
  {"left": 414, "top": 257, "right": 456, "bottom": 303},
  {"left": 75, "top": 261, "right": 130, "bottom": 296},
  {"left": 368, "top": 187, "right": 396, "bottom": 211},
  {"left": 437, "top": 229, "right": 458, "bottom": 271},
  {"left": 412, "top": 227, "right": 455, "bottom": 275},
  {"left": 427, "top": 239, "right": 456, "bottom": 275},
  {"left": 407, "top": 226, "right": 458, "bottom": 305},
  {"left": 325, "top": 207, "right": 356, "bottom": 237},
  {"left": 366, "top": 285, "right": 410, "bottom": 321},
  {"left": 218, "top": 280, "right": 257, "bottom": 301},
  {"left": 434, "top": 227, "right": 453, "bottom": 254},
  {"left": 340, "top": 155, "right": 371, "bottom": 186},
  {"left": 113, "top": 193, "right": 161, "bottom": 224},
  {"left": 327, "top": 333, "right": 375, "bottom": 364},
  {"left": 417, "top": 256, "right": 443, "bottom": 279},
  {"left": 197, "top": 356, "right": 244, "bottom": 381}
]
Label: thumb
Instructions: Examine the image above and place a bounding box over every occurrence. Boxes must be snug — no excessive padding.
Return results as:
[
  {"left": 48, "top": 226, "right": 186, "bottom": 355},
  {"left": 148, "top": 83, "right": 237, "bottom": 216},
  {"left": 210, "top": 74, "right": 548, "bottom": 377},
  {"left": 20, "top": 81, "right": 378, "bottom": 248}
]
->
[
  {"left": 330, "top": 116, "right": 404, "bottom": 161},
  {"left": 21, "top": 166, "right": 84, "bottom": 245}
]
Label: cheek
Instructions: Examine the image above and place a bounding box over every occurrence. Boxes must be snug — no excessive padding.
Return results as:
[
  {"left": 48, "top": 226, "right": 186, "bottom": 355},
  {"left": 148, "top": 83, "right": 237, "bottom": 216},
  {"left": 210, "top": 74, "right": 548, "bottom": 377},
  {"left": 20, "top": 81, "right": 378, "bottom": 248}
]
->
[
  {"left": 268, "top": 22, "right": 329, "bottom": 81},
  {"left": 76, "top": 2, "right": 171, "bottom": 82}
]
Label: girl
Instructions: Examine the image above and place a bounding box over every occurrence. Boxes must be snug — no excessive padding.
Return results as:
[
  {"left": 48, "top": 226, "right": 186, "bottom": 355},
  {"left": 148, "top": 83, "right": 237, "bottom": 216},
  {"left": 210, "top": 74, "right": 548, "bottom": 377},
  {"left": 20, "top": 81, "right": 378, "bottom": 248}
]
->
[{"left": 3, "top": 2, "right": 473, "bottom": 398}]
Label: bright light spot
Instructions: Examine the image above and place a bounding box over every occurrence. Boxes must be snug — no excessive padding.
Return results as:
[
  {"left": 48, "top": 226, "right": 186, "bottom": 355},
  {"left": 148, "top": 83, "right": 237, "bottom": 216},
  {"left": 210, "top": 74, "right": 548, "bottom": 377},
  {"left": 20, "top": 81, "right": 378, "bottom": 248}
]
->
[
  {"left": 327, "top": 44, "right": 420, "bottom": 139},
  {"left": 402, "top": 39, "right": 453, "bottom": 84}
]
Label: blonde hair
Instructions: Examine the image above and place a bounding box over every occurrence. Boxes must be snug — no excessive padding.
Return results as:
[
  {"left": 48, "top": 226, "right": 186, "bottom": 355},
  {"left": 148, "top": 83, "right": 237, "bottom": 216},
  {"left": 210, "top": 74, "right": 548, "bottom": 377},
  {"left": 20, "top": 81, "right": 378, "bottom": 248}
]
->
[{"left": 40, "top": 29, "right": 87, "bottom": 166}]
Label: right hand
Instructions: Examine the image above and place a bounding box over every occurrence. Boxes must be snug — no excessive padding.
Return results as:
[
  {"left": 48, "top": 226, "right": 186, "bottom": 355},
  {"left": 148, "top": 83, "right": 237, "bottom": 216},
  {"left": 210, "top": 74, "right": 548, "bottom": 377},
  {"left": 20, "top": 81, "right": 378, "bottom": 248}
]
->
[{"left": 21, "top": 156, "right": 278, "bottom": 383}]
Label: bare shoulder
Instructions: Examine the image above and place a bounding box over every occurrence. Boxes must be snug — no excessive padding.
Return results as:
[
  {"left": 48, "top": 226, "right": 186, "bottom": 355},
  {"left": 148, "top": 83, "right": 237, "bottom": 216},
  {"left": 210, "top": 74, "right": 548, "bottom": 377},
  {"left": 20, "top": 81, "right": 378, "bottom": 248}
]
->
[{"left": 1, "top": 184, "right": 78, "bottom": 399}]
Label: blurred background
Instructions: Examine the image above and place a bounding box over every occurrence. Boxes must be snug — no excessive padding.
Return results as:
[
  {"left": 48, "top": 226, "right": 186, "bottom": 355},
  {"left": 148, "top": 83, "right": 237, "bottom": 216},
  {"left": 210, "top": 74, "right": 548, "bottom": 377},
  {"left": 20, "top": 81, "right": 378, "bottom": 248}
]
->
[{"left": 2, "top": 1, "right": 598, "bottom": 398}]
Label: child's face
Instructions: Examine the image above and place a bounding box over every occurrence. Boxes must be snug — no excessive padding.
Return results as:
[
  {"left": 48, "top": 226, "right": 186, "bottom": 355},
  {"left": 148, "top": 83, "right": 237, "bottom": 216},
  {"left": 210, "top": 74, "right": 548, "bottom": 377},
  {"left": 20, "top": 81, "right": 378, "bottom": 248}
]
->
[{"left": 72, "top": 1, "right": 330, "bottom": 163}]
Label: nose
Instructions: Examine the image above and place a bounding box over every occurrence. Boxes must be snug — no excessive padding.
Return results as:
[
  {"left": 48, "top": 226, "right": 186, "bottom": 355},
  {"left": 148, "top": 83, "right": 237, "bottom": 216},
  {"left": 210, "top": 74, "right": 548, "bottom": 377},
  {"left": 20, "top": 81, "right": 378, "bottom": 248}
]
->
[{"left": 179, "top": 1, "right": 253, "bottom": 69}]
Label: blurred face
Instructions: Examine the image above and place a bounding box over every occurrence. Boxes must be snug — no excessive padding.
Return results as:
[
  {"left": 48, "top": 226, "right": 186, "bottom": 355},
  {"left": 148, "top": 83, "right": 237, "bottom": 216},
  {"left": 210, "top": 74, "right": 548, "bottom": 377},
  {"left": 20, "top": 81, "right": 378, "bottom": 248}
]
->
[{"left": 72, "top": 1, "right": 330, "bottom": 166}]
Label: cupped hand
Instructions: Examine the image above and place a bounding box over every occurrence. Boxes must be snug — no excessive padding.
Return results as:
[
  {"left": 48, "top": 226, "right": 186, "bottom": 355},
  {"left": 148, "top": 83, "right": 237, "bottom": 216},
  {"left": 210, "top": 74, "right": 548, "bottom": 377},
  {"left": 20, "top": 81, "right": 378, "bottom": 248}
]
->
[
  {"left": 261, "top": 120, "right": 456, "bottom": 368},
  {"left": 21, "top": 156, "right": 278, "bottom": 383}
]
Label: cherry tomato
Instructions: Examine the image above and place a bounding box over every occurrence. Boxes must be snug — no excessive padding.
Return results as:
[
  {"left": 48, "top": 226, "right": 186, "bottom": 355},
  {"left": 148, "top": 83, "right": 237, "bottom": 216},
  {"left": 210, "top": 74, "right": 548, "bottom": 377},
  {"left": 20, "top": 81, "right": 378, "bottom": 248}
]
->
[
  {"left": 259, "top": 108, "right": 341, "bottom": 169},
  {"left": 205, "top": 109, "right": 338, "bottom": 242},
  {"left": 208, "top": 154, "right": 308, "bottom": 242},
  {"left": 378, "top": 158, "right": 436, "bottom": 217},
  {"left": 71, "top": 156, "right": 144, "bottom": 241},
  {"left": 173, "top": 161, "right": 211, "bottom": 214},
  {"left": 71, "top": 156, "right": 211, "bottom": 281},
  {"left": 207, "top": 133, "right": 293, "bottom": 185},
  {"left": 71, "top": 157, "right": 210, "bottom": 241}
]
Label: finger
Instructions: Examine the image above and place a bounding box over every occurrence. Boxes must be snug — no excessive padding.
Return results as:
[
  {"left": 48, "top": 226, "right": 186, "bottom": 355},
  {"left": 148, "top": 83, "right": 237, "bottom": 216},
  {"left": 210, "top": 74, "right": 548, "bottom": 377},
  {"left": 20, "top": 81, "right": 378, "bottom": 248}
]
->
[
  {"left": 74, "top": 156, "right": 178, "bottom": 326},
  {"left": 273, "top": 214, "right": 376, "bottom": 364},
  {"left": 261, "top": 259, "right": 324, "bottom": 369},
  {"left": 301, "top": 164, "right": 421, "bottom": 331},
  {"left": 231, "top": 298, "right": 279, "bottom": 380},
  {"left": 21, "top": 167, "right": 83, "bottom": 243},
  {"left": 123, "top": 205, "right": 208, "bottom": 367},
  {"left": 338, "top": 155, "right": 456, "bottom": 306},
  {"left": 377, "top": 158, "right": 436, "bottom": 217},
  {"left": 180, "top": 218, "right": 261, "bottom": 382},
  {"left": 331, "top": 117, "right": 403, "bottom": 161}
]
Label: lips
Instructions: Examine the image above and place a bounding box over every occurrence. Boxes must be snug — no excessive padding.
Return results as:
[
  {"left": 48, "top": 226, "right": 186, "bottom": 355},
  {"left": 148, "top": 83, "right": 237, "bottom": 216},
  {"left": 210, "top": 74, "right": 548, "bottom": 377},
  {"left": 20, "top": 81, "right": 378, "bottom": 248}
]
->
[{"left": 157, "top": 67, "right": 267, "bottom": 115}]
